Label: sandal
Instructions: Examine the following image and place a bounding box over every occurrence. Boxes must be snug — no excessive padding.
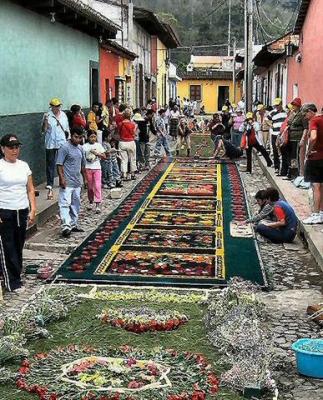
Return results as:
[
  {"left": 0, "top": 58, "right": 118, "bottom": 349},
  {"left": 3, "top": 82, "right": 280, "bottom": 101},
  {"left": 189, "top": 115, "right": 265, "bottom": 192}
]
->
[{"left": 47, "top": 189, "right": 54, "bottom": 200}]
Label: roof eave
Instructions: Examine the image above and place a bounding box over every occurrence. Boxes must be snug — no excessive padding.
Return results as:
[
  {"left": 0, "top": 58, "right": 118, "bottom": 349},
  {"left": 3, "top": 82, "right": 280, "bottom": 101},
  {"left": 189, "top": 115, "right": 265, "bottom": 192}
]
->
[
  {"left": 102, "top": 40, "right": 138, "bottom": 60},
  {"left": 12, "top": 0, "right": 119, "bottom": 39},
  {"left": 293, "top": 0, "right": 311, "bottom": 34}
]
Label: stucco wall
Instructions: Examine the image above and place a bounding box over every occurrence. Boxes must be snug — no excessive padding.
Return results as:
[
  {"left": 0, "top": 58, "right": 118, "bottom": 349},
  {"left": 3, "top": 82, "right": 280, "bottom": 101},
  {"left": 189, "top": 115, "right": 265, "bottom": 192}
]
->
[
  {"left": 177, "top": 79, "right": 236, "bottom": 113},
  {"left": 0, "top": 0, "right": 99, "bottom": 116},
  {"left": 156, "top": 39, "right": 169, "bottom": 107},
  {"left": 287, "top": 0, "right": 323, "bottom": 108},
  {"left": 100, "top": 48, "right": 119, "bottom": 103}
]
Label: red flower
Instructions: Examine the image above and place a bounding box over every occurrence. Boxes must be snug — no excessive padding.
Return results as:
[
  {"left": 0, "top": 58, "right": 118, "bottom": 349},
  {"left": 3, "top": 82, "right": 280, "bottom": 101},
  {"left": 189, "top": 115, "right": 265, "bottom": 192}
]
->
[
  {"left": 128, "top": 380, "right": 144, "bottom": 389},
  {"left": 35, "top": 353, "right": 48, "bottom": 360},
  {"left": 16, "top": 379, "right": 27, "bottom": 390},
  {"left": 21, "top": 359, "right": 30, "bottom": 367},
  {"left": 18, "top": 367, "right": 30, "bottom": 375},
  {"left": 191, "top": 390, "right": 206, "bottom": 400}
]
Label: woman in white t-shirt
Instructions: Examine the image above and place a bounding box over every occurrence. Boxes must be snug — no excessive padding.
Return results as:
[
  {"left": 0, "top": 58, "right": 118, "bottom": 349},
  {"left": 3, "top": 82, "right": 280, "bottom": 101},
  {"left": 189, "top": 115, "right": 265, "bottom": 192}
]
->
[
  {"left": 0, "top": 134, "right": 36, "bottom": 293},
  {"left": 83, "top": 131, "right": 106, "bottom": 214}
]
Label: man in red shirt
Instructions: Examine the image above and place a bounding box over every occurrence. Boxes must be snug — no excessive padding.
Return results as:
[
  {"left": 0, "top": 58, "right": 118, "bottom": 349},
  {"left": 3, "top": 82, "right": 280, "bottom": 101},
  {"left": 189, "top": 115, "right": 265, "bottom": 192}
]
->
[{"left": 303, "top": 104, "right": 323, "bottom": 224}]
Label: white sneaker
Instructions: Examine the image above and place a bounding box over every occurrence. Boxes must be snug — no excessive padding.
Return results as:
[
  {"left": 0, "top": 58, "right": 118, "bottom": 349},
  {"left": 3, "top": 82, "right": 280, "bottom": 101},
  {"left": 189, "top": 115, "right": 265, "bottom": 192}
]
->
[
  {"left": 95, "top": 204, "right": 101, "bottom": 214},
  {"left": 303, "top": 213, "right": 322, "bottom": 224},
  {"left": 87, "top": 203, "right": 93, "bottom": 211},
  {"left": 13, "top": 286, "right": 26, "bottom": 295}
]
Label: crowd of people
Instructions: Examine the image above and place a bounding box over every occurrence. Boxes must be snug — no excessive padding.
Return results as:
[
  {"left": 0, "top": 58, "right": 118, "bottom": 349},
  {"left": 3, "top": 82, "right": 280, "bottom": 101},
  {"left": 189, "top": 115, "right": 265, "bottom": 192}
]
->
[
  {"left": 207, "top": 97, "right": 323, "bottom": 228},
  {"left": 0, "top": 93, "right": 322, "bottom": 293}
]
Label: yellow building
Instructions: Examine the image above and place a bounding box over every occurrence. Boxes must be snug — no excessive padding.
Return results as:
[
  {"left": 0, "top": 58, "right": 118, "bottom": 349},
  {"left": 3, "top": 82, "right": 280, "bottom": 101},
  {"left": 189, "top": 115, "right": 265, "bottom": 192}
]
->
[
  {"left": 156, "top": 38, "right": 169, "bottom": 107},
  {"left": 178, "top": 55, "right": 241, "bottom": 113},
  {"left": 178, "top": 71, "right": 240, "bottom": 114}
]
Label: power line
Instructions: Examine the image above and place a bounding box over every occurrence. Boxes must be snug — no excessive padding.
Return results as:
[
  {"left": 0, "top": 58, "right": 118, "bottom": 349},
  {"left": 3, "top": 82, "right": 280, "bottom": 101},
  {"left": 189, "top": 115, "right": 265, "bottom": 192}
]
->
[{"left": 199, "top": 0, "right": 227, "bottom": 23}]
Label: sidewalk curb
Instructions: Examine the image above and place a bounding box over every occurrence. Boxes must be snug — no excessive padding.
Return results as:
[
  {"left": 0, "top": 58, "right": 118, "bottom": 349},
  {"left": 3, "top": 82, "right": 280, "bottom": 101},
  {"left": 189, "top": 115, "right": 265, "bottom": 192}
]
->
[
  {"left": 256, "top": 154, "right": 323, "bottom": 271},
  {"left": 26, "top": 198, "right": 58, "bottom": 238}
]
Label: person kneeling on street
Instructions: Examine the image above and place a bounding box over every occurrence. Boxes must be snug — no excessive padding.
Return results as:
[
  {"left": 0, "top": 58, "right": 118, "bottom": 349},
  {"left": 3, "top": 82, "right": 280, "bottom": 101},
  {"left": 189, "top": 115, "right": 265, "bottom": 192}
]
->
[
  {"left": 213, "top": 135, "right": 243, "bottom": 160},
  {"left": 256, "top": 188, "right": 298, "bottom": 243}
]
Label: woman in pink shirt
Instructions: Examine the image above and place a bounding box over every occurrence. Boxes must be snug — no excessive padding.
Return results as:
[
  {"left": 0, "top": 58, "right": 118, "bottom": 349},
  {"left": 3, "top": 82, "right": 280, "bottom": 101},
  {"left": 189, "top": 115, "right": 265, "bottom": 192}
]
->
[{"left": 231, "top": 109, "right": 245, "bottom": 147}]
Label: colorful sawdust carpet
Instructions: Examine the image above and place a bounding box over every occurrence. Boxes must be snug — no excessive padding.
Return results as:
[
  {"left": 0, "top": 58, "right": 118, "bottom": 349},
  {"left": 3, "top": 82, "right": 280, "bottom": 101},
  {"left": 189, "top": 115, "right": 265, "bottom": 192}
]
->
[{"left": 54, "top": 159, "right": 266, "bottom": 287}]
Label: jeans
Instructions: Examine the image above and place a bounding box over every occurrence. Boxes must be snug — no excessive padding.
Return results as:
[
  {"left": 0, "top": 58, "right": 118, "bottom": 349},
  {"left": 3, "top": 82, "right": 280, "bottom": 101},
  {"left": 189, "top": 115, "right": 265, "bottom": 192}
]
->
[
  {"left": 256, "top": 223, "right": 296, "bottom": 244},
  {"left": 155, "top": 134, "right": 171, "bottom": 157},
  {"left": 102, "top": 159, "right": 121, "bottom": 186},
  {"left": 58, "top": 187, "right": 81, "bottom": 231},
  {"left": 139, "top": 142, "right": 150, "bottom": 167},
  {"left": 86, "top": 169, "right": 102, "bottom": 204},
  {"left": 0, "top": 208, "right": 28, "bottom": 291},
  {"left": 246, "top": 142, "right": 272, "bottom": 173},
  {"left": 46, "top": 148, "right": 58, "bottom": 187},
  {"left": 231, "top": 129, "right": 242, "bottom": 147},
  {"left": 271, "top": 134, "right": 280, "bottom": 171}
]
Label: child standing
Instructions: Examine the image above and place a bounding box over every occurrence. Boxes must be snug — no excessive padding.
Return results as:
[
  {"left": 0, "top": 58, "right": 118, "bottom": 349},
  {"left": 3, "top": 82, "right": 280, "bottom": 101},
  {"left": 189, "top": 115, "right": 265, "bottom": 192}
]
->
[
  {"left": 83, "top": 131, "right": 106, "bottom": 213},
  {"left": 102, "top": 133, "right": 123, "bottom": 189}
]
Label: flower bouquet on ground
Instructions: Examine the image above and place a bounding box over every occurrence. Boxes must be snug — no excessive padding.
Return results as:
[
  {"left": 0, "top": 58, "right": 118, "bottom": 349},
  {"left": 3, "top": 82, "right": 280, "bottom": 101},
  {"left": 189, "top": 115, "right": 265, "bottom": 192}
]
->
[
  {"left": 16, "top": 345, "right": 220, "bottom": 400},
  {"left": 97, "top": 307, "right": 188, "bottom": 334}
]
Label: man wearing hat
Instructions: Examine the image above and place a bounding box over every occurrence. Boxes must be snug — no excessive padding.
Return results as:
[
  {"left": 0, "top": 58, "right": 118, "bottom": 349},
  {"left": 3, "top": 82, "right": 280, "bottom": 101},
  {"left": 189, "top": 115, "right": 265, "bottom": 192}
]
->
[
  {"left": 284, "top": 97, "right": 308, "bottom": 180},
  {"left": 221, "top": 105, "right": 232, "bottom": 140},
  {"left": 267, "top": 98, "right": 287, "bottom": 174},
  {"left": 256, "top": 104, "right": 271, "bottom": 149},
  {"left": 41, "top": 98, "right": 70, "bottom": 198}
]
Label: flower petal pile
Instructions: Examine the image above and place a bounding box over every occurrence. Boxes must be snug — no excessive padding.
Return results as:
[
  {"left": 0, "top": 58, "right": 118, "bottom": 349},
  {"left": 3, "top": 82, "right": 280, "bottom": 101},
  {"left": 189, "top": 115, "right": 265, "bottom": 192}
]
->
[
  {"left": 91, "top": 288, "right": 207, "bottom": 304},
  {"left": 16, "top": 346, "right": 220, "bottom": 400},
  {"left": 98, "top": 307, "right": 188, "bottom": 334}
]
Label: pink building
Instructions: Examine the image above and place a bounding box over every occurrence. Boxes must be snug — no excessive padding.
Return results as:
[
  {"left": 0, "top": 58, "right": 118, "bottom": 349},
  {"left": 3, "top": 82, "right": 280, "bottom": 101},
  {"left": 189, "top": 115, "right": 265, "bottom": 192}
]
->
[{"left": 287, "top": 0, "right": 323, "bottom": 108}]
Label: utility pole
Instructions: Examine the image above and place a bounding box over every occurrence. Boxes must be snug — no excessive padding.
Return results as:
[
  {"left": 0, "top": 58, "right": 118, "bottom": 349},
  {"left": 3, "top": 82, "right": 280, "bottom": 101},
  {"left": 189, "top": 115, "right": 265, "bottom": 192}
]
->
[
  {"left": 228, "top": 0, "right": 232, "bottom": 56},
  {"left": 244, "top": 0, "right": 253, "bottom": 111},
  {"left": 232, "top": 37, "right": 237, "bottom": 104}
]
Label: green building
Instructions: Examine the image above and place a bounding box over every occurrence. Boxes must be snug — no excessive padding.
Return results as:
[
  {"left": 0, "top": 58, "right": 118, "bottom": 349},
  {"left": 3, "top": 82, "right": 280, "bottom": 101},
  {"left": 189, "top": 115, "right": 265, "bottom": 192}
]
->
[{"left": 0, "top": 0, "right": 118, "bottom": 183}]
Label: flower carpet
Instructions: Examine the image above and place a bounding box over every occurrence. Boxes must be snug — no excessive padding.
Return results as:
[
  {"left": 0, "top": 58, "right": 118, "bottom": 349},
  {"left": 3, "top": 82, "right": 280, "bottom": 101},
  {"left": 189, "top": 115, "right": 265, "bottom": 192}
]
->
[
  {"left": 16, "top": 345, "right": 219, "bottom": 399},
  {"left": 54, "top": 158, "right": 266, "bottom": 287}
]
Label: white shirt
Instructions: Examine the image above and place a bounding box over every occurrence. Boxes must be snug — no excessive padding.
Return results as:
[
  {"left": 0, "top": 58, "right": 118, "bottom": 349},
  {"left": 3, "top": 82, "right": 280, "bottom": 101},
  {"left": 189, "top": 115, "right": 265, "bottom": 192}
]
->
[
  {"left": 43, "top": 110, "right": 69, "bottom": 149},
  {"left": 0, "top": 159, "right": 31, "bottom": 210},
  {"left": 83, "top": 142, "right": 105, "bottom": 170},
  {"left": 170, "top": 110, "right": 180, "bottom": 119}
]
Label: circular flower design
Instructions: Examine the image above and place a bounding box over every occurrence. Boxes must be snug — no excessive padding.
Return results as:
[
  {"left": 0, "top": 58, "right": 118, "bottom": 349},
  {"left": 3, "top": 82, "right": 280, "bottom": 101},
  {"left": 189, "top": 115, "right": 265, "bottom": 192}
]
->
[
  {"left": 16, "top": 345, "right": 219, "bottom": 400},
  {"left": 98, "top": 307, "right": 188, "bottom": 334}
]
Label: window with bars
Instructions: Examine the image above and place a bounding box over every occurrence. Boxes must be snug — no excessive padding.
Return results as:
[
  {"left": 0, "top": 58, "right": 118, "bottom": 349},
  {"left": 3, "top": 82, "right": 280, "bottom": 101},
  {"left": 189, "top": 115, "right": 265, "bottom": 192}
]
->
[{"left": 190, "top": 85, "right": 201, "bottom": 101}]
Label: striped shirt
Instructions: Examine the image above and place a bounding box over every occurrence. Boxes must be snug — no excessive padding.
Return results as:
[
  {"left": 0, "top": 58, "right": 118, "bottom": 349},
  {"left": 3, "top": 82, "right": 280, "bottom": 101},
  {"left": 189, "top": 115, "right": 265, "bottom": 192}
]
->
[{"left": 268, "top": 109, "right": 287, "bottom": 136}]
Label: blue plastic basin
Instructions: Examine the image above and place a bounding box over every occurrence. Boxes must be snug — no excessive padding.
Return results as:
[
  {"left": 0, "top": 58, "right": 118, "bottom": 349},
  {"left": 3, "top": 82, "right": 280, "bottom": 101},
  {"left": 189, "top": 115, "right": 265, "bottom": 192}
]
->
[{"left": 292, "top": 339, "right": 323, "bottom": 379}]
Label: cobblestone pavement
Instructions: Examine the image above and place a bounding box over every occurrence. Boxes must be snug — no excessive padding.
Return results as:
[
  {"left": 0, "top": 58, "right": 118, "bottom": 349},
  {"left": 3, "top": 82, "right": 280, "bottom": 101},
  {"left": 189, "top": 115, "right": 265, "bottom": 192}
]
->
[
  {"left": 241, "top": 160, "right": 323, "bottom": 400},
  {"left": 0, "top": 156, "right": 322, "bottom": 400}
]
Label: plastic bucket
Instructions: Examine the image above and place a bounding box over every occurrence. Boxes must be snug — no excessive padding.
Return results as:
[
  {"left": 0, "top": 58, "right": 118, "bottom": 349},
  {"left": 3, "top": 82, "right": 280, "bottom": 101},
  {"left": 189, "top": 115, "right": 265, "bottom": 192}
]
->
[{"left": 292, "top": 338, "right": 323, "bottom": 379}]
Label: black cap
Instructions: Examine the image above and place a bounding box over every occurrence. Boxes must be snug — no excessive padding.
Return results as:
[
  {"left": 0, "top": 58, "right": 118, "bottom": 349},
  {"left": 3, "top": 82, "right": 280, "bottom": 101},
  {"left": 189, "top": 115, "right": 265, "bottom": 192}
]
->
[
  {"left": 302, "top": 103, "right": 317, "bottom": 113},
  {"left": 0, "top": 134, "right": 22, "bottom": 147}
]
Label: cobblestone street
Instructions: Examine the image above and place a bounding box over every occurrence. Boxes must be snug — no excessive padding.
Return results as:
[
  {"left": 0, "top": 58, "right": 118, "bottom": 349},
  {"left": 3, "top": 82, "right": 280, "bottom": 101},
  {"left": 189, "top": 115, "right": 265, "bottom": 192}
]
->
[{"left": 1, "top": 158, "right": 323, "bottom": 400}]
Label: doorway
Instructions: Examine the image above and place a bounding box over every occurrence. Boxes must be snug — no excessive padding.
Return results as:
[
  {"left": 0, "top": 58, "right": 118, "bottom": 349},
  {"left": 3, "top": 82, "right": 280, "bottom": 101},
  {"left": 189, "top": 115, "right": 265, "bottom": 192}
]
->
[
  {"left": 218, "top": 86, "right": 229, "bottom": 111},
  {"left": 90, "top": 61, "right": 99, "bottom": 105}
]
